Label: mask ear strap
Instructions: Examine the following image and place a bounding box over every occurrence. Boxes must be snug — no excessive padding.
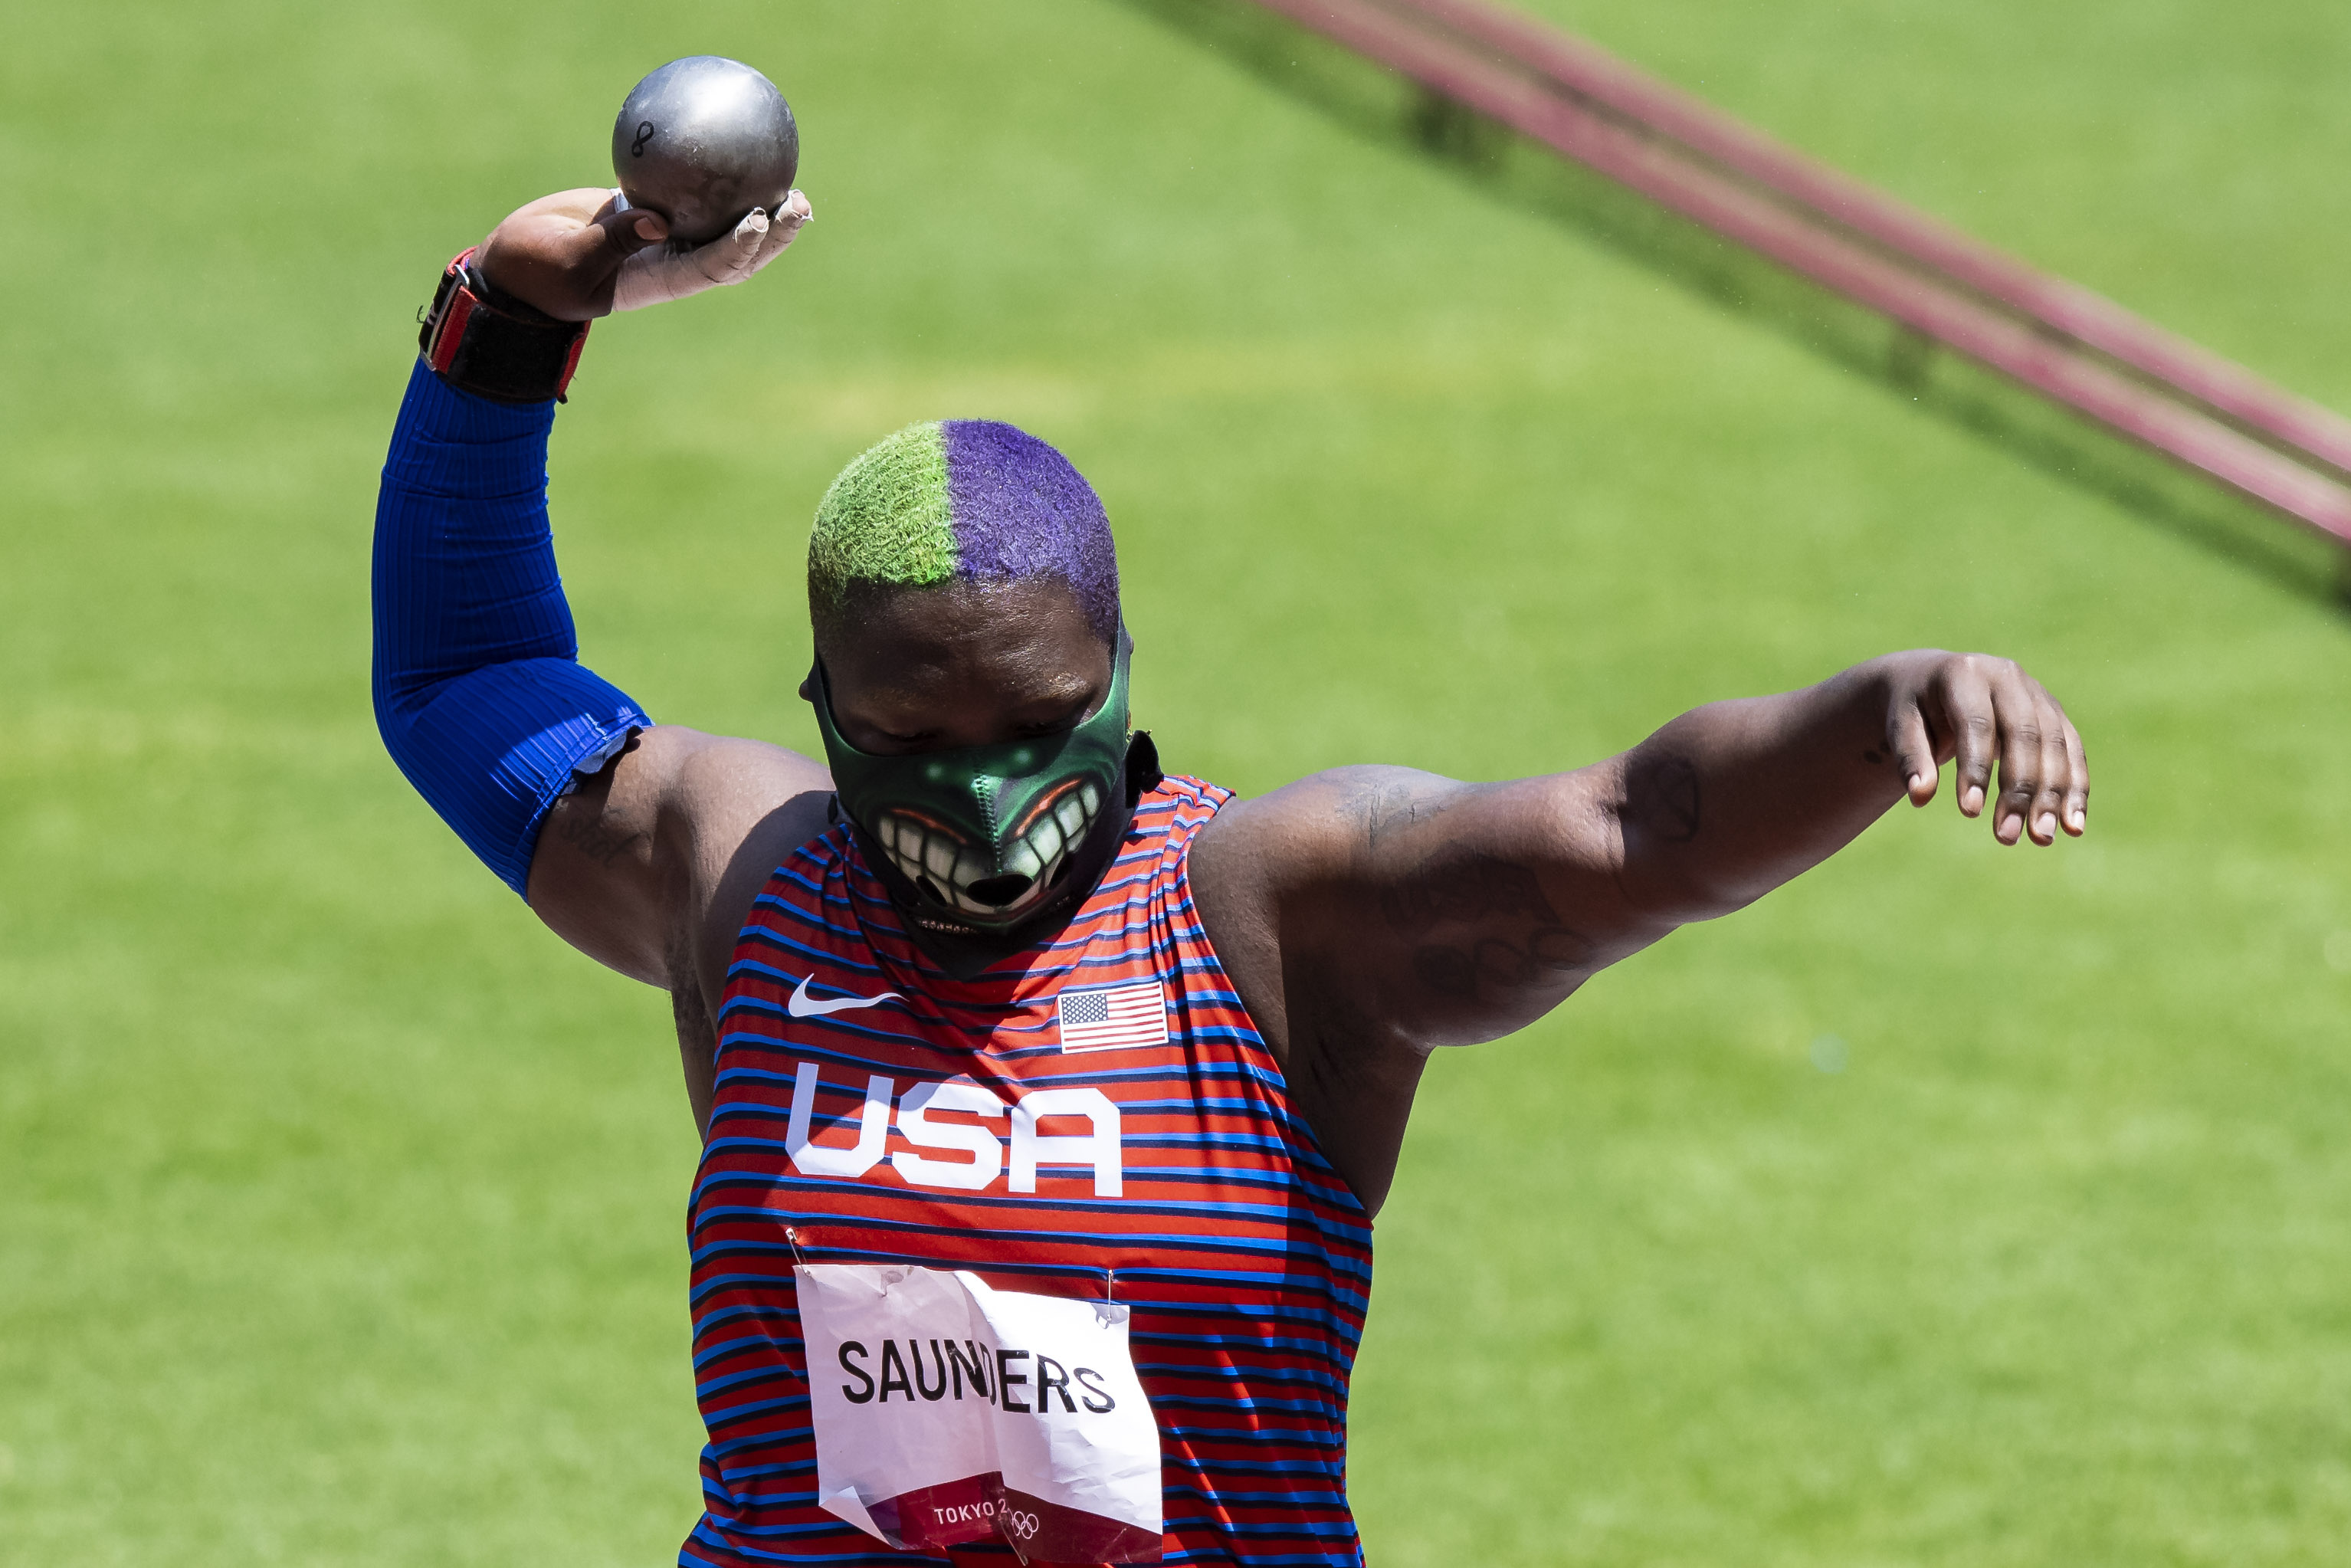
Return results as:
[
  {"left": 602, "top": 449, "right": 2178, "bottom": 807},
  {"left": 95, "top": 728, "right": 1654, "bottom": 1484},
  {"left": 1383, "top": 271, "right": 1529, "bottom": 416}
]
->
[
  {"left": 804, "top": 653, "right": 864, "bottom": 761},
  {"left": 1123, "top": 731, "right": 1162, "bottom": 809},
  {"left": 1110, "top": 626, "right": 1155, "bottom": 807}
]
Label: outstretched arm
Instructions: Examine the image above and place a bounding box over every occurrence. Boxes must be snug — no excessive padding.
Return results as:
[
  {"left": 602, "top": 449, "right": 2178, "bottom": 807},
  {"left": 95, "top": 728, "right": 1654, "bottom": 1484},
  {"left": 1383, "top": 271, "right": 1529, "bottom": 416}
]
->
[{"left": 1192, "top": 650, "right": 2086, "bottom": 1209}]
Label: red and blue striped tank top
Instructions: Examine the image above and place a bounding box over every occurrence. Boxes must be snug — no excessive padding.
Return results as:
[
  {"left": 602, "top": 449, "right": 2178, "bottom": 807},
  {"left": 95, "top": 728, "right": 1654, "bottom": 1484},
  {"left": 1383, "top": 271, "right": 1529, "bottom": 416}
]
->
[{"left": 683, "top": 776, "right": 1374, "bottom": 1568}]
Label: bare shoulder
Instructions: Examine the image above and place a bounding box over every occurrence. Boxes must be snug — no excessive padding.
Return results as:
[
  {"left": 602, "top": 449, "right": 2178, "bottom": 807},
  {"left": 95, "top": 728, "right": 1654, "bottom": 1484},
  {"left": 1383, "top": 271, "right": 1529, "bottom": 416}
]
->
[
  {"left": 1192, "top": 764, "right": 1508, "bottom": 895},
  {"left": 1187, "top": 766, "right": 1467, "bottom": 1041},
  {"left": 1192, "top": 759, "right": 1641, "bottom": 1041},
  {"left": 529, "top": 725, "right": 833, "bottom": 996},
  {"left": 672, "top": 733, "right": 838, "bottom": 993}
]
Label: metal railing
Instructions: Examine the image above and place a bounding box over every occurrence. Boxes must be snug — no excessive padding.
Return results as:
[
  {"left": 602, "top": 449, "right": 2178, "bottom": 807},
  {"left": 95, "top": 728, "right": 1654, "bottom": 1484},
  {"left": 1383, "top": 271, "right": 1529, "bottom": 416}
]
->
[{"left": 1245, "top": 0, "right": 2351, "bottom": 545}]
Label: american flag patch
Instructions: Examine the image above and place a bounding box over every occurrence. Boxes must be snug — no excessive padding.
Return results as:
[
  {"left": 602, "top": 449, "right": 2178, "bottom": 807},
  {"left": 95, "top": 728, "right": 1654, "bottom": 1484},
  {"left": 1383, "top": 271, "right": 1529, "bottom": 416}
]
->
[{"left": 1055, "top": 980, "right": 1169, "bottom": 1053}]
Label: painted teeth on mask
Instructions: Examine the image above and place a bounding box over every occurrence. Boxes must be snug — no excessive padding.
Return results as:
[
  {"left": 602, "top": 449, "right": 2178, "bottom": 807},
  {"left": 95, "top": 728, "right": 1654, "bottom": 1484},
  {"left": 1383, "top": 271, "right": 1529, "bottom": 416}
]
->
[
  {"left": 1000, "top": 783, "right": 1103, "bottom": 900},
  {"left": 949, "top": 848, "right": 1001, "bottom": 911},
  {"left": 877, "top": 782, "right": 1107, "bottom": 920},
  {"left": 1004, "top": 835, "right": 1046, "bottom": 882},
  {"left": 923, "top": 836, "right": 957, "bottom": 883},
  {"left": 1026, "top": 815, "right": 1064, "bottom": 868},
  {"left": 877, "top": 817, "right": 1010, "bottom": 917}
]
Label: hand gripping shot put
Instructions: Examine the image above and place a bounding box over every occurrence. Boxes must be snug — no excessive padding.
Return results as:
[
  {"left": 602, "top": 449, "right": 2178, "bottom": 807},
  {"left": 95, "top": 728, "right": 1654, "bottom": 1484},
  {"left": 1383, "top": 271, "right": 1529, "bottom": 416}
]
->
[{"left": 377, "top": 56, "right": 2091, "bottom": 1568}]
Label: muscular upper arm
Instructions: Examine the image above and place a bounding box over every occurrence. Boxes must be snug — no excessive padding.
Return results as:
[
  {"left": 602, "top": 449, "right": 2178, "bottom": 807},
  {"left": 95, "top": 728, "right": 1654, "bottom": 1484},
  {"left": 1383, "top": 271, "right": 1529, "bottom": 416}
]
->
[
  {"left": 1195, "top": 759, "right": 1680, "bottom": 1055},
  {"left": 526, "top": 725, "right": 834, "bottom": 1000},
  {"left": 1192, "top": 759, "right": 1683, "bottom": 1214}
]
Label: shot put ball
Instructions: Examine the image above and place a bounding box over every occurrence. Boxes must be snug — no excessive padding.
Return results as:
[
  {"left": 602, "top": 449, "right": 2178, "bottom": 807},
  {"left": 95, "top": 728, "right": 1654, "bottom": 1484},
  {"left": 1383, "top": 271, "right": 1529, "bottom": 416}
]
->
[{"left": 612, "top": 56, "right": 799, "bottom": 246}]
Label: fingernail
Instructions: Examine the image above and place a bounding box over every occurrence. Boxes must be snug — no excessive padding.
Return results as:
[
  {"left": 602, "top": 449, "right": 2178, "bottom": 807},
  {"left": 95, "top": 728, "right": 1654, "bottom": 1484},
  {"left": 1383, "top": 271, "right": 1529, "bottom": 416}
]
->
[
  {"left": 1963, "top": 786, "right": 1984, "bottom": 815},
  {"left": 2034, "top": 812, "right": 2055, "bottom": 841}
]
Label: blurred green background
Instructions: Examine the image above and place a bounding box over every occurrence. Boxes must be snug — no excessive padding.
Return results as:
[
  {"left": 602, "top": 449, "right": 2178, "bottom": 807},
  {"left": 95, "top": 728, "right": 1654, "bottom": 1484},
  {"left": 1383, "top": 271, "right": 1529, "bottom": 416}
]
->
[{"left": 4, "top": 1, "right": 2347, "bottom": 1563}]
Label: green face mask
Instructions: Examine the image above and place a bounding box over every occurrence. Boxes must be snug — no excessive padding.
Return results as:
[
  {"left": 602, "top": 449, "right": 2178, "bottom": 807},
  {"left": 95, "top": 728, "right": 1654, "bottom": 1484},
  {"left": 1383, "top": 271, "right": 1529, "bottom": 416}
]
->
[{"left": 808, "top": 638, "right": 1135, "bottom": 932}]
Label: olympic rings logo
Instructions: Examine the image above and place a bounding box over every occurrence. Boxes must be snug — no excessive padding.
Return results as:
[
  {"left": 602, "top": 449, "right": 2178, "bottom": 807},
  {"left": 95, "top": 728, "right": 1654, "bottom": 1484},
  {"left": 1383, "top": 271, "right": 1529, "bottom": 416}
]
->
[{"left": 1000, "top": 1507, "right": 1041, "bottom": 1542}]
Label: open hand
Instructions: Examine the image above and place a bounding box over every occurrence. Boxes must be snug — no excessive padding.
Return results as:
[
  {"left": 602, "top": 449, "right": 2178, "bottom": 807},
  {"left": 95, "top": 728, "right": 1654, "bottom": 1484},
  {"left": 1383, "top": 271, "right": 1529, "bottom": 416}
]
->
[
  {"left": 612, "top": 189, "right": 810, "bottom": 312},
  {"left": 1880, "top": 651, "right": 2087, "bottom": 845},
  {"left": 474, "top": 186, "right": 812, "bottom": 321}
]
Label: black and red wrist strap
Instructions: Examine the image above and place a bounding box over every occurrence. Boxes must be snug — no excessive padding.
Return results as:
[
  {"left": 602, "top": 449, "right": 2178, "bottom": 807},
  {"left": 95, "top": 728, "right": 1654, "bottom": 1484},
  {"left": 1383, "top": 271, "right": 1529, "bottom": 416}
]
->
[{"left": 418, "top": 247, "right": 589, "bottom": 405}]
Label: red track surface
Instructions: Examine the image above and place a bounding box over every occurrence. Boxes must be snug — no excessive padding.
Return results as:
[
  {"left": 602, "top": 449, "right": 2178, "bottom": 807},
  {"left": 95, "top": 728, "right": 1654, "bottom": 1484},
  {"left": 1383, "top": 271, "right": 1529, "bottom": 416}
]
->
[{"left": 1250, "top": 0, "right": 2351, "bottom": 544}]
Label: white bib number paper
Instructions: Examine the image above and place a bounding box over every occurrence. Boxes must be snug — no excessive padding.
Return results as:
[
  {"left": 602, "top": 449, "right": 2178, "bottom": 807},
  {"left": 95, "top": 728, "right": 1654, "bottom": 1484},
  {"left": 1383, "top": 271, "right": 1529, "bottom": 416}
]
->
[{"left": 797, "top": 1262, "right": 1162, "bottom": 1563}]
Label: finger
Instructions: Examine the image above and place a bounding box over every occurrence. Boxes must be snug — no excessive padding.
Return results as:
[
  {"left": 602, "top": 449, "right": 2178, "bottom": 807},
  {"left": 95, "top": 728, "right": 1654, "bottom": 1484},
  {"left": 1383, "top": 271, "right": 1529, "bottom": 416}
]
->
[
  {"left": 520, "top": 210, "right": 669, "bottom": 316},
  {"left": 1943, "top": 660, "right": 1996, "bottom": 821},
  {"left": 1990, "top": 669, "right": 2042, "bottom": 846},
  {"left": 690, "top": 208, "right": 772, "bottom": 287},
  {"left": 749, "top": 198, "right": 810, "bottom": 271},
  {"left": 1889, "top": 697, "right": 1938, "bottom": 806},
  {"left": 570, "top": 202, "right": 669, "bottom": 272},
  {"left": 767, "top": 211, "right": 808, "bottom": 244},
  {"left": 558, "top": 204, "right": 671, "bottom": 317},
  {"left": 2059, "top": 710, "right": 2089, "bottom": 835},
  {"left": 732, "top": 206, "right": 772, "bottom": 248},
  {"left": 2024, "top": 691, "right": 2071, "bottom": 846}
]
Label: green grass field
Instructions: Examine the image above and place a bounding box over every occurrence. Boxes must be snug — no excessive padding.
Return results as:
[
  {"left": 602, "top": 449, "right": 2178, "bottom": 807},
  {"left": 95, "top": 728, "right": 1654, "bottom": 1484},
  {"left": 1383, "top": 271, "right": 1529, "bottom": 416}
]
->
[{"left": 5, "top": 2, "right": 2349, "bottom": 1562}]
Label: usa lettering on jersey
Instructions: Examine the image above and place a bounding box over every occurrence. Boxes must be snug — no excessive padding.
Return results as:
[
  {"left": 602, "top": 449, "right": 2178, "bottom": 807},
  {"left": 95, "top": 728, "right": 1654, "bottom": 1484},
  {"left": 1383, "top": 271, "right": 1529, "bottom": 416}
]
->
[{"left": 786, "top": 1066, "right": 1123, "bottom": 1197}]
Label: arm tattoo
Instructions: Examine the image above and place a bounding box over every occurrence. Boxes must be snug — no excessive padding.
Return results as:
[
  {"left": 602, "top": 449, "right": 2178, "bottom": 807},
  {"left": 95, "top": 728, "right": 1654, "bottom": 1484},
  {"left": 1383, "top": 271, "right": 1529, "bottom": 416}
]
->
[
  {"left": 1380, "top": 851, "right": 1594, "bottom": 1001},
  {"left": 552, "top": 807, "right": 646, "bottom": 868},
  {"left": 1625, "top": 752, "right": 1701, "bottom": 843},
  {"left": 1352, "top": 777, "right": 1434, "bottom": 849}
]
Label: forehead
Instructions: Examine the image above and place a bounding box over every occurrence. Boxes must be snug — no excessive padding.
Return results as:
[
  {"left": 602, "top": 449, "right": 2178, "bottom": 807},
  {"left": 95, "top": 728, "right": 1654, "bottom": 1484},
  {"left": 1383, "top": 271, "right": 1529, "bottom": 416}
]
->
[{"left": 816, "top": 577, "right": 1107, "bottom": 684}]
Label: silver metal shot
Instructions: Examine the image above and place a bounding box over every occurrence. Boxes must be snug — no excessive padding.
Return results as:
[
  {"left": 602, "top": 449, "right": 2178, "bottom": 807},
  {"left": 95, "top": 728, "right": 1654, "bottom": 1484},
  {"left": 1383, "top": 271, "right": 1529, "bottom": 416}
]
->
[{"left": 612, "top": 56, "right": 799, "bottom": 246}]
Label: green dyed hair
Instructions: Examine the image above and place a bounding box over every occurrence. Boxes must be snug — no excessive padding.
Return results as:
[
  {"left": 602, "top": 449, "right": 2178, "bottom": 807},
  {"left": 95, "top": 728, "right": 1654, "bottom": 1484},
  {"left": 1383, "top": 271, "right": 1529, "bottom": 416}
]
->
[{"left": 807, "top": 422, "right": 957, "bottom": 604}]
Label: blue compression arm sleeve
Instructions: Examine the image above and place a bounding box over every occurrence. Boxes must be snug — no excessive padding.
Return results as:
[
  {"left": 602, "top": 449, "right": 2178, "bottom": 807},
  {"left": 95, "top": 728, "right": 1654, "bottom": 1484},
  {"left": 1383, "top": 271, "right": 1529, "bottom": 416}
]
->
[{"left": 372, "top": 358, "right": 652, "bottom": 895}]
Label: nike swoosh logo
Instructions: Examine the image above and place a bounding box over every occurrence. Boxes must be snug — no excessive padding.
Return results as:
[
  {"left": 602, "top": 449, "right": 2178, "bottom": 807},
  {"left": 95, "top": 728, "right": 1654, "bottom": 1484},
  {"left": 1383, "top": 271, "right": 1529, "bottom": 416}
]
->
[{"left": 787, "top": 975, "right": 905, "bottom": 1019}]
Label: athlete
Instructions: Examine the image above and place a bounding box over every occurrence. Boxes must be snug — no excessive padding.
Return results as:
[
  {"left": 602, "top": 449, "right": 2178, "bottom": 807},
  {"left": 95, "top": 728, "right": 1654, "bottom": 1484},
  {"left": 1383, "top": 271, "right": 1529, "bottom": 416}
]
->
[{"left": 376, "top": 188, "right": 2089, "bottom": 1568}]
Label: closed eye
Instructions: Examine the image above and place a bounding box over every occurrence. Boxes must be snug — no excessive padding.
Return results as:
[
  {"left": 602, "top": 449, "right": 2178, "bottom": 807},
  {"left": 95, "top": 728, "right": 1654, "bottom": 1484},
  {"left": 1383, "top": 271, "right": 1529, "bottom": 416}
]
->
[{"left": 1013, "top": 699, "right": 1095, "bottom": 738}]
